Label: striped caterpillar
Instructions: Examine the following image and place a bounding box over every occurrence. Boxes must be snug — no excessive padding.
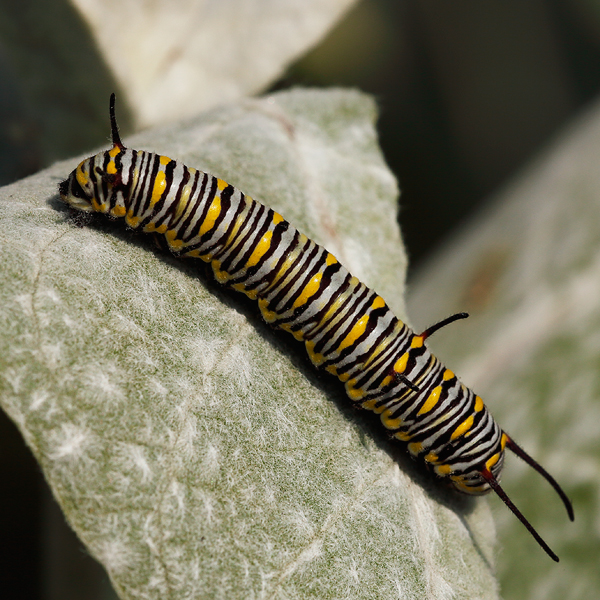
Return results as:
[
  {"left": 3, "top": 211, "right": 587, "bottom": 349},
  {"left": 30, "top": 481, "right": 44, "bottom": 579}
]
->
[{"left": 59, "top": 94, "right": 573, "bottom": 561}]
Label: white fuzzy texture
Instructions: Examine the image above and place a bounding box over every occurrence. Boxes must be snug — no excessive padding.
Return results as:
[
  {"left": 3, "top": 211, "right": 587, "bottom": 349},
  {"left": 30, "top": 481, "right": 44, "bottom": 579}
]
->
[
  {"left": 71, "top": 0, "right": 357, "bottom": 128},
  {"left": 0, "top": 89, "right": 498, "bottom": 599}
]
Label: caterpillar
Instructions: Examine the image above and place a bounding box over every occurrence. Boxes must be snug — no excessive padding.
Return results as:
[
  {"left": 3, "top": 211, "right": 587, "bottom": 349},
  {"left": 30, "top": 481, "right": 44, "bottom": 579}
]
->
[{"left": 60, "top": 94, "right": 573, "bottom": 561}]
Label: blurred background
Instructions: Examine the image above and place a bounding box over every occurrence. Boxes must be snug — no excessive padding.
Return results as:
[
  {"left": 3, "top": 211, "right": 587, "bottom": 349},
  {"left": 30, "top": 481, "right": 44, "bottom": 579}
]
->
[{"left": 2, "top": 0, "right": 600, "bottom": 597}]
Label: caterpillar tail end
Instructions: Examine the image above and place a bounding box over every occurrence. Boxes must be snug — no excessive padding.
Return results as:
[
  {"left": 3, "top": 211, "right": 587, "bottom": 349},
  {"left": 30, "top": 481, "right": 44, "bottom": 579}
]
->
[
  {"left": 505, "top": 436, "right": 574, "bottom": 522},
  {"left": 481, "top": 467, "right": 560, "bottom": 562}
]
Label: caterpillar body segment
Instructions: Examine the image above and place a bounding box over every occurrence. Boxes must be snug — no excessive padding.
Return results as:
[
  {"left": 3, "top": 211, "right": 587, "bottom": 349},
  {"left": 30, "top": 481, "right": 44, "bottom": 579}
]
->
[{"left": 59, "top": 94, "right": 573, "bottom": 562}]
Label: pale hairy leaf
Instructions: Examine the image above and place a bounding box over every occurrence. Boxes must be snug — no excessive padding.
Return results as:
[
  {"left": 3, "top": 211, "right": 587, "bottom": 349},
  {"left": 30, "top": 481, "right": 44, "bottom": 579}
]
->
[{"left": 0, "top": 88, "right": 499, "bottom": 600}]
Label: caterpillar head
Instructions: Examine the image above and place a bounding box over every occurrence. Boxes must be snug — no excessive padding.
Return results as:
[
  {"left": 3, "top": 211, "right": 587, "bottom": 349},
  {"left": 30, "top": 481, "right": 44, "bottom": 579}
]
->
[
  {"left": 59, "top": 93, "right": 125, "bottom": 216},
  {"left": 59, "top": 156, "right": 103, "bottom": 213}
]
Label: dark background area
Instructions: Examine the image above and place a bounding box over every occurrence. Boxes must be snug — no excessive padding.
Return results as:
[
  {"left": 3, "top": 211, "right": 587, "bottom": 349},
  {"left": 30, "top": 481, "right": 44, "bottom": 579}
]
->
[
  {"left": 279, "top": 0, "right": 600, "bottom": 274},
  {"left": 2, "top": 1, "right": 600, "bottom": 597}
]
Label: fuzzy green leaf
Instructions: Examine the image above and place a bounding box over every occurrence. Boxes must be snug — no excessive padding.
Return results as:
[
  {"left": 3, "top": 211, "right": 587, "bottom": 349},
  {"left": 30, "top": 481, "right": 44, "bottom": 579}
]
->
[{"left": 0, "top": 88, "right": 499, "bottom": 599}]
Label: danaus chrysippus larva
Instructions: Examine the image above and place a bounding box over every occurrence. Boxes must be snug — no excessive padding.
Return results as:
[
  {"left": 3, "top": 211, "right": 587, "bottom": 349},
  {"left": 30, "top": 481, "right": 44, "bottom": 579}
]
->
[{"left": 60, "top": 94, "right": 574, "bottom": 561}]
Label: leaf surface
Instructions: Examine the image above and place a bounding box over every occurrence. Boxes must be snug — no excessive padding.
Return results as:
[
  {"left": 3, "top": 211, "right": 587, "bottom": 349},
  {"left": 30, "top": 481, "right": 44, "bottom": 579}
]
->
[{"left": 0, "top": 88, "right": 498, "bottom": 600}]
